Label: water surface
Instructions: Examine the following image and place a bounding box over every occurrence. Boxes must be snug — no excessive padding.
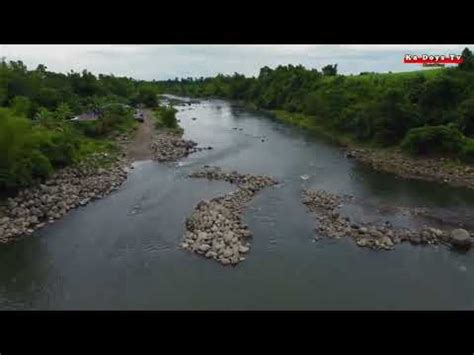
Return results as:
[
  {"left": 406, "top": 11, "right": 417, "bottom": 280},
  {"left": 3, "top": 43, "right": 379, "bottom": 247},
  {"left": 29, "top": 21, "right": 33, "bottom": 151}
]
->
[{"left": 1, "top": 96, "right": 474, "bottom": 310}]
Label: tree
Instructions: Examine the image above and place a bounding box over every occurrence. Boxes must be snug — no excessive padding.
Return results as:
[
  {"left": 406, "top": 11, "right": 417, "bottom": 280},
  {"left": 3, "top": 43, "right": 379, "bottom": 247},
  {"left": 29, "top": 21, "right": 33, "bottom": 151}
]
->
[
  {"left": 10, "top": 96, "right": 32, "bottom": 117},
  {"left": 459, "top": 47, "right": 474, "bottom": 71},
  {"left": 458, "top": 98, "right": 474, "bottom": 137},
  {"left": 322, "top": 64, "right": 338, "bottom": 76},
  {"left": 136, "top": 86, "right": 158, "bottom": 107}
]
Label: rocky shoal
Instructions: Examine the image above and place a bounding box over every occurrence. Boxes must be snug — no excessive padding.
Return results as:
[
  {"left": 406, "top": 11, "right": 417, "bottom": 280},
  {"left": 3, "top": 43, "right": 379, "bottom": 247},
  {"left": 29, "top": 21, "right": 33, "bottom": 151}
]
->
[
  {"left": 151, "top": 131, "right": 211, "bottom": 162},
  {"left": 181, "top": 166, "right": 277, "bottom": 266},
  {"left": 345, "top": 148, "right": 474, "bottom": 190},
  {"left": 302, "top": 189, "right": 474, "bottom": 251},
  {"left": 0, "top": 154, "right": 130, "bottom": 244}
]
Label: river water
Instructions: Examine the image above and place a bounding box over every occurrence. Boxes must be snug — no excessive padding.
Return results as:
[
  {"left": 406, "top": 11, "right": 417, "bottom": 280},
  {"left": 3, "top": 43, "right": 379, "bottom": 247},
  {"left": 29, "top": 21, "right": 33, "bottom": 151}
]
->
[{"left": 2, "top": 96, "right": 474, "bottom": 310}]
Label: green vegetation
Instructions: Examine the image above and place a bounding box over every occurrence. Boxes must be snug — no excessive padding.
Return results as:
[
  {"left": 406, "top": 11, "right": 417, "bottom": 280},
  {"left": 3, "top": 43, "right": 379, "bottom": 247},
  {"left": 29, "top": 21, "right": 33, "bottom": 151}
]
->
[
  {"left": 401, "top": 125, "right": 465, "bottom": 156},
  {"left": 0, "top": 59, "right": 160, "bottom": 195},
  {"left": 157, "top": 47, "right": 474, "bottom": 163},
  {"left": 153, "top": 106, "right": 180, "bottom": 131}
]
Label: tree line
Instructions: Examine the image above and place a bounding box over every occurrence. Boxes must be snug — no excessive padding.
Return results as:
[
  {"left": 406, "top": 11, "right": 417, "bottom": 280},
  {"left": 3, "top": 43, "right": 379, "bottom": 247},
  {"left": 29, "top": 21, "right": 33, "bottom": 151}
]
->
[
  {"left": 156, "top": 48, "right": 474, "bottom": 163},
  {"left": 0, "top": 59, "right": 160, "bottom": 194}
]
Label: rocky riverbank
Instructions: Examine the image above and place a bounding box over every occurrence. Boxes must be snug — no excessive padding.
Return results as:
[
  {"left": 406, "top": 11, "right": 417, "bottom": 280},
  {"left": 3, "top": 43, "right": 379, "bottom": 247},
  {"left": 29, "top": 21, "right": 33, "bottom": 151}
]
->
[
  {"left": 151, "top": 131, "right": 211, "bottom": 162},
  {"left": 181, "top": 166, "right": 277, "bottom": 266},
  {"left": 302, "top": 189, "right": 474, "bottom": 251},
  {"left": 0, "top": 154, "right": 130, "bottom": 244},
  {"left": 345, "top": 148, "right": 474, "bottom": 190}
]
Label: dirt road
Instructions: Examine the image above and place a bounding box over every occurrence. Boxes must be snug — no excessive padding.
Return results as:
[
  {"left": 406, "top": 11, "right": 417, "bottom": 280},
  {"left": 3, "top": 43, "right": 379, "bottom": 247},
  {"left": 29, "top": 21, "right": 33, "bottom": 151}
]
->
[{"left": 126, "top": 109, "right": 155, "bottom": 161}]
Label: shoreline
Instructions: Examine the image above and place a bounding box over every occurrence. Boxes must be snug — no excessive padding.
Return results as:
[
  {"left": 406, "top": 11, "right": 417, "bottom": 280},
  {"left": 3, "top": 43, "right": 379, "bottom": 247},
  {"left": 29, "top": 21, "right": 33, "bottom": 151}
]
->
[
  {"left": 268, "top": 109, "right": 474, "bottom": 190},
  {"left": 0, "top": 108, "right": 201, "bottom": 245},
  {"left": 161, "top": 94, "right": 474, "bottom": 190}
]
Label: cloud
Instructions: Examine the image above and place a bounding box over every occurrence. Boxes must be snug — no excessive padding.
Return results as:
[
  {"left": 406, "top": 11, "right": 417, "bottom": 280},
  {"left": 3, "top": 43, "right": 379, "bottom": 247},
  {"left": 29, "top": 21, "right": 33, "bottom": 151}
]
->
[{"left": 0, "top": 44, "right": 472, "bottom": 80}]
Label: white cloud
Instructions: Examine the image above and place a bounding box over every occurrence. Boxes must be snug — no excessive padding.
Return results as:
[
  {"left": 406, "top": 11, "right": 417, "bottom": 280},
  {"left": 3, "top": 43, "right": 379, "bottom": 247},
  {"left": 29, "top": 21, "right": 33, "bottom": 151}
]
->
[{"left": 0, "top": 44, "right": 472, "bottom": 80}]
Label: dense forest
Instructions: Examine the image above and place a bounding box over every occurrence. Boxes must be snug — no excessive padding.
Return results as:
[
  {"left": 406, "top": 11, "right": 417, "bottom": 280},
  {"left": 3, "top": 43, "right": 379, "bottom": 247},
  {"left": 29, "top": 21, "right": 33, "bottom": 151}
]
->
[
  {"left": 0, "top": 59, "right": 160, "bottom": 193},
  {"left": 157, "top": 48, "right": 474, "bottom": 163}
]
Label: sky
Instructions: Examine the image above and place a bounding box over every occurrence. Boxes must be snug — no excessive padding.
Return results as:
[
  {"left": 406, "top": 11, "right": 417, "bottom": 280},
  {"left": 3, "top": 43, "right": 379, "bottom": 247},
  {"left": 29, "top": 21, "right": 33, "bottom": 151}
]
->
[{"left": 0, "top": 45, "right": 471, "bottom": 80}]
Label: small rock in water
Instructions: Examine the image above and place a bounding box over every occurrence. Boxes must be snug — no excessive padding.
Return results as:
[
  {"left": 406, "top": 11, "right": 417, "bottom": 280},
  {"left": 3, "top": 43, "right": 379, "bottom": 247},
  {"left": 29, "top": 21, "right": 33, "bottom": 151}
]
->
[{"left": 300, "top": 175, "right": 310, "bottom": 181}]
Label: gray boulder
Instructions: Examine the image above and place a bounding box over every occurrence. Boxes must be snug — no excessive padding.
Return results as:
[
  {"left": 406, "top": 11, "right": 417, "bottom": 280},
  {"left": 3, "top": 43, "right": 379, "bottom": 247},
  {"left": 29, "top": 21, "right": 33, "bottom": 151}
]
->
[{"left": 449, "top": 229, "right": 471, "bottom": 249}]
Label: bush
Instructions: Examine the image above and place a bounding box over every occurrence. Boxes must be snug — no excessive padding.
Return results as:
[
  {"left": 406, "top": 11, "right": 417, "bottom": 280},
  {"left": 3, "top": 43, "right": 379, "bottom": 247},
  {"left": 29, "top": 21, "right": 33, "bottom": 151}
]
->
[
  {"left": 154, "top": 106, "right": 178, "bottom": 129},
  {"left": 461, "top": 138, "right": 474, "bottom": 163},
  {"left": 40, "top": 131, "right": 81, "bottom": 167},
  {"left": 135, "top": 87, "right": 158, "bottom": 108},
  {"left": 401, "top": 125, "right": 465, "bottom": 156},
  {"left": 458, "top": 98, "right": 474, "bottom": 137},
  {"left": 0, "top": 108, "right": 53, "bottom": 189}
]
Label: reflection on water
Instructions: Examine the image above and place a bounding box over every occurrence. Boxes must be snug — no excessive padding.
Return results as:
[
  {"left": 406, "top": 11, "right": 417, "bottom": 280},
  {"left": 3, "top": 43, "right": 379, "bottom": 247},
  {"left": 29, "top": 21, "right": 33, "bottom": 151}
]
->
[{"left": 1, "top": 96, "right": 474, "bottom": 310}]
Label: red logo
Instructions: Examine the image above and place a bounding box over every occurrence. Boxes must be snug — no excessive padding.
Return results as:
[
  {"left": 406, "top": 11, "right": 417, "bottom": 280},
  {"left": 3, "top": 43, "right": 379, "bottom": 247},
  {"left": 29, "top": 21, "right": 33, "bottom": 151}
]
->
[{"left": 404, "top": 54, "right": 464, "bottom": 65}]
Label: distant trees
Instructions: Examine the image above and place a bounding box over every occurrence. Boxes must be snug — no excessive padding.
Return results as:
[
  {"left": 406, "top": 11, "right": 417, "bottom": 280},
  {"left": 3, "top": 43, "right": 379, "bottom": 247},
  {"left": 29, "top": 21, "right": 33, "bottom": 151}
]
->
[
  {"left": 135, "top": 86, "right": 158, "bottom": 108},
  {"left": 157, "top": 52, "right": 474, "bottom": 161},
  {"left": 0, "top": 60, "right": 140, "bottom": 193},
  {"left": 322, "top": 64, "right": 338, "bottom": 76},
  {"left": 459, "top": 47, "right": 474, "bottom": 71}
]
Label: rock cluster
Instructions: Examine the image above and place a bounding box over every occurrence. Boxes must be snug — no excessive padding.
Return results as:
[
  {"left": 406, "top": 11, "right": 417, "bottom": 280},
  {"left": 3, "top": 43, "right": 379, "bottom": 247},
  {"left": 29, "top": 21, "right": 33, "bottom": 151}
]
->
[
  {"left": 0, "top": 155, "right": 129, "bottom": 244},
  {"left": 151, "top": 131, "right": 210, "bottom": 162},
  {"left": 302, "top": 189, "right": 474, "bottom": 251},
  {"left": 181, "top": 166, "right": 277, "bottom": 265},
  {"left": 346, "top": 148, "right": 474, "bottom": 190}
]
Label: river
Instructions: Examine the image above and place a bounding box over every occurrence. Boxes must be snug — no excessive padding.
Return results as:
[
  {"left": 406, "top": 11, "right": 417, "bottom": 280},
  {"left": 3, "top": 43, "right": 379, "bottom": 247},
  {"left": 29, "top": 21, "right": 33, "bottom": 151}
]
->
[{"left": 1, "top": 96, "right": 474, "bottom": 310}]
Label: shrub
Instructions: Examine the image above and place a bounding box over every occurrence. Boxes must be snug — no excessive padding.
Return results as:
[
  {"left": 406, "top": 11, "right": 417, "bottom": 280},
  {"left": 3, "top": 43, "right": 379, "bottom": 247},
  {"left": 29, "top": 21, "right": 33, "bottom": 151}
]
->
[
  {"left": 461, "top": 138, "right": 474, "bottom": 163},
  {"left": 39, "top": 131, "right": 81, "bottom": 167},
  {"left": 401, "top": 125, "right": 465, "bottom": 156},
  {"left": 0, "top": 108, "right": 53, "bottom": 189},
  {"left": 155, "top": 106, "right": 178, "bottom": 129},
  {"left": 458, "top": 98, "right": 474, "bottom": 137}
]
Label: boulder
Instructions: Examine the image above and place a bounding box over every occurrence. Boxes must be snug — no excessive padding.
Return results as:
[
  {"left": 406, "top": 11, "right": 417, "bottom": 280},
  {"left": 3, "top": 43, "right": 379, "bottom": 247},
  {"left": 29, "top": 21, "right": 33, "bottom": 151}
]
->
[
  {"left": 449, "top": 229, "right": 471, "bottom": 249},
  {"left": 199, "top": 244, "right": 211, "bottom": 252},
  {"left": 220, "top": 258, "right": 231, "bottom": 265},
  {"left": 238, "top": 245, "right": 249, "bottom": 253}
]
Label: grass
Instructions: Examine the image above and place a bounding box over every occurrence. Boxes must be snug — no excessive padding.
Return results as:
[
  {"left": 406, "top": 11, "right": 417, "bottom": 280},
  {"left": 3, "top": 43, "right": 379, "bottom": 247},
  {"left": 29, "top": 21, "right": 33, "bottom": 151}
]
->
[
  {"left": 342, "top": 68, "right": 447, "bottom": 82},
  {"left": 115, "top": 118, "right": 139, "bottom": 135},
  {"left": 75, "top": 137, "right": 121, "bottom": 167}
]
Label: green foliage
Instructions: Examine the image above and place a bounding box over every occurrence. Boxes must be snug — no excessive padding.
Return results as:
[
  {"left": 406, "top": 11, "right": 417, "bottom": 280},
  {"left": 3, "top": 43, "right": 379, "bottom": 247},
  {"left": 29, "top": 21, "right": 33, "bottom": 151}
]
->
[
  {"left": 39, "top": 130, "right": 81, "bottom": 167},
  {"left": 0, "top": 108, "right": 52, "bottom": 189},
  {"left": 401, "top": 125, "right": 465, "bottom": 156},
  {"left": 135, "top": 86, "right": 158, "bottom": 107},
  {"left": 458, "top": 97, "right": 474, "bottom": 137},
  {"left": 157, "top": 53, "right": 474, "bottom": 162},
  {"left": 10, "top": 96, "right": 33, "bottom": 117},
  {"left": 0, "top": 60, "right": 143, "bottom": 194},
  {"left": 461, "top": 138, "right": 474, "bottom": 163},
  {"left": 154, "top": 106, "right": 178, "bottom": 129},
  {"left": 459, "top": 47, "right": 474, "bottom": 71},
  {"left": 78, "top": 104, "right": 135, "bottom": 137},
  {"left": 322, "top": 64, "right": 338, "bottom": 76}
]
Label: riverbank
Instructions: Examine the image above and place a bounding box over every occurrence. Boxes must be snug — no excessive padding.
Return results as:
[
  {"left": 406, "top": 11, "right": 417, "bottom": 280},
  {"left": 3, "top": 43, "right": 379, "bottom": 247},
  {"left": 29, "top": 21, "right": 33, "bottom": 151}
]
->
[
  {"left": 0, "top": 108, "right": 202, "bottom": 244},
  {"left": 0, "top": 154, "right": 130, "bottom": 244},
  {"left": 270, "top": 110, "right": 474, "bottom": 190}
]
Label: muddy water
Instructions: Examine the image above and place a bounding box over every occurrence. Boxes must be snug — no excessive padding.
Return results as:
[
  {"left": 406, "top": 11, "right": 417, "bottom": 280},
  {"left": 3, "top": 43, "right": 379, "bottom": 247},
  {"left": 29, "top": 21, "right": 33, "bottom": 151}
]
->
[{"left": 1, "top": 96, "right": 474, "bottom": 310}]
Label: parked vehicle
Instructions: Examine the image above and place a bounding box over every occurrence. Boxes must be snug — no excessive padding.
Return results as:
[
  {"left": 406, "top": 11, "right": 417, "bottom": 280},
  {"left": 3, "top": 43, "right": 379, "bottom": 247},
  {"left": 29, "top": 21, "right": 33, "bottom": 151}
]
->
[{"left": 134, "top": 110, "right": 145, "bottom": 122}]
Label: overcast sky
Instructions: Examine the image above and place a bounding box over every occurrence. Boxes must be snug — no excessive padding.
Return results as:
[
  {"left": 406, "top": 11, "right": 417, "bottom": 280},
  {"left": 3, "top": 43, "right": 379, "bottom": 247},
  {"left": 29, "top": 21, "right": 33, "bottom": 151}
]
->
[{"left": 0, "top": 45, "right": 471, "bottom": 80}]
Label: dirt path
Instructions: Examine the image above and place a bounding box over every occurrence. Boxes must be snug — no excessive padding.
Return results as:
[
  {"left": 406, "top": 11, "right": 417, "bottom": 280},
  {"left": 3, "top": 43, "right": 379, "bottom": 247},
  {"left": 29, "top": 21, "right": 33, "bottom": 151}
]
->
[{"left": 126, "top": 109, "right": 155, "bottom": 161}]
